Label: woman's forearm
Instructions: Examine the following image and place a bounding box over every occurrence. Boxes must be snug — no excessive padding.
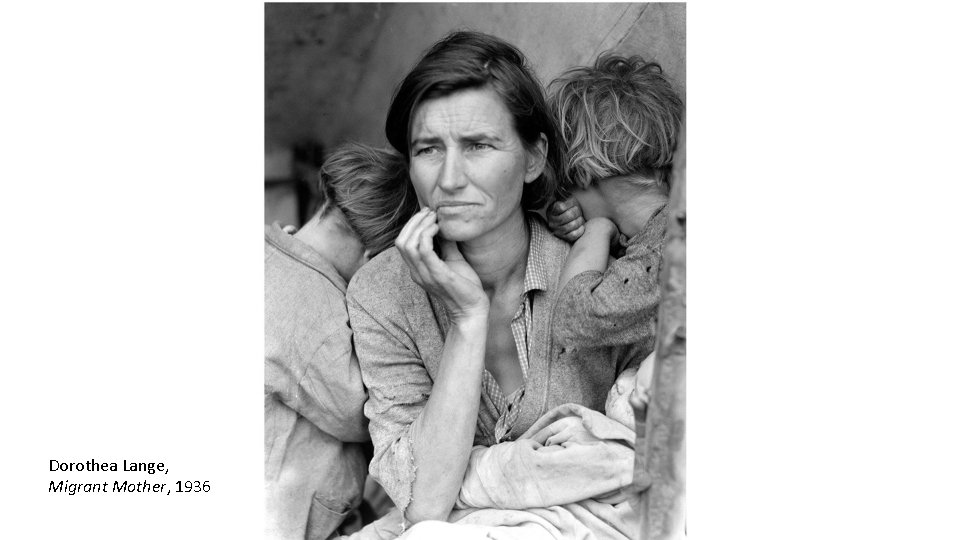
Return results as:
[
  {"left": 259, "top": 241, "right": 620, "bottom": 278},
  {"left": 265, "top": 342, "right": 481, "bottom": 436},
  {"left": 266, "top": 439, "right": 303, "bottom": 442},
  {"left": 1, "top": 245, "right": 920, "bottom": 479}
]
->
[{"left": 406, "top": 313, "right": 488, "bottom": 523}]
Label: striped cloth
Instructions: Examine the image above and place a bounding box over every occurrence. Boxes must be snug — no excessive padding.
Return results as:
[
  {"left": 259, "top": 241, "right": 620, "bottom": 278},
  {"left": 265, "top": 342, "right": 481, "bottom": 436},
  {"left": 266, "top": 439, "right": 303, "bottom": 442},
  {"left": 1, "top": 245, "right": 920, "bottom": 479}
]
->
[{"left": 481, "top": 220, "right": 550, "bottom": 443}]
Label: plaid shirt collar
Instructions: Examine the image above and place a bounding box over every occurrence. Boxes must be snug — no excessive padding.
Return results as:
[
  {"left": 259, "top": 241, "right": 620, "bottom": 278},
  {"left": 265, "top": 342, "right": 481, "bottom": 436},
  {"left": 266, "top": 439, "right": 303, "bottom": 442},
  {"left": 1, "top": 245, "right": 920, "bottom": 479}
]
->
[
  {"left": 479, "top": 215, "right": 553, "bottom": 442},
  {"left": 521, "top": 214, "right": 550, "bottom": 297}
]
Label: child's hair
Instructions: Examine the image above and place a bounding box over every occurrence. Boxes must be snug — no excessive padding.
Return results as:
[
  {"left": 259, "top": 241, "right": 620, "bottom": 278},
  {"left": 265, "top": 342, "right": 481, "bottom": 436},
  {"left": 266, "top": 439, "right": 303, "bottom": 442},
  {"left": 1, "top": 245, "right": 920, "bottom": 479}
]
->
[
  {"left": 548, "top": 53, "right": 684, "bottom": 198},
  {"left": 317, "top": 142, "right": 417, "bottom": 257}
]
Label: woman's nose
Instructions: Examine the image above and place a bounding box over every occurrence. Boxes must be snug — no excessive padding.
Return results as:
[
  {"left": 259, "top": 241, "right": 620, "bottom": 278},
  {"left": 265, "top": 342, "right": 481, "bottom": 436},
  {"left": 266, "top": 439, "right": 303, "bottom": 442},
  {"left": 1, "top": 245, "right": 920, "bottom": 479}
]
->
[{"left": 437, "top": 151, "right": 467, "bottom": 191}]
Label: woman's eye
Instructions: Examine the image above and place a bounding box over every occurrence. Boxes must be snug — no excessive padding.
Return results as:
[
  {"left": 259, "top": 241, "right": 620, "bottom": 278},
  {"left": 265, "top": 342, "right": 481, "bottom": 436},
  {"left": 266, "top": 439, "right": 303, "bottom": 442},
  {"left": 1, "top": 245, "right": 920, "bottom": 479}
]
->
[
  {"left": 414, "top": 146, "right": 438, "bottom": 156},
  {"left": 469, "top": 143, "right": 491, "bottom": 151}
]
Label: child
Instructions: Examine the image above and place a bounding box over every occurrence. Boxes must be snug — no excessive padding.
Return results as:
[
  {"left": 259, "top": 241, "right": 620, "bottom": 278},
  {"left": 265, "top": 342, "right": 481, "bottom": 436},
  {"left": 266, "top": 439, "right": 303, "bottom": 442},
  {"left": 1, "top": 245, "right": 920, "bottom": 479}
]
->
[
  {"left": 265, "top": 142, "right": 416, "bottom": 540},
  {"left": 605, "top": 351, "right": 655, "bottom": 430},
  {"left": 546, "top": 53, "right": 684, "bottom": 359}
]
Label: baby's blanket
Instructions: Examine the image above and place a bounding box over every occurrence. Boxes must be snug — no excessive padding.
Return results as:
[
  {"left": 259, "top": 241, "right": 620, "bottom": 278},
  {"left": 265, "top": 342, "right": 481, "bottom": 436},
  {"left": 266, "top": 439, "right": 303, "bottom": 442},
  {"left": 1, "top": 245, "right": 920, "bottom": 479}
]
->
[
  {"left": 345, "top": 403, "right": 641, "bottom": 540},
  {"left": 456, "top": 403, "right": 635, "bottom": 510},
  {"left": 442, "top": 403, "right": 640, "bottom": 540}
]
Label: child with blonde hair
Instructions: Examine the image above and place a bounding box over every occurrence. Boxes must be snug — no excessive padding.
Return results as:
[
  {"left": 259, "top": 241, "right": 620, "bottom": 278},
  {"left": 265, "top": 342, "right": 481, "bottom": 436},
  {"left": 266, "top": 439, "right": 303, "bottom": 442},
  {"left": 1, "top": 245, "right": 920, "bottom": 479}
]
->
[{"left": 546, "top": 53, "right": 683, "bottom": 361}]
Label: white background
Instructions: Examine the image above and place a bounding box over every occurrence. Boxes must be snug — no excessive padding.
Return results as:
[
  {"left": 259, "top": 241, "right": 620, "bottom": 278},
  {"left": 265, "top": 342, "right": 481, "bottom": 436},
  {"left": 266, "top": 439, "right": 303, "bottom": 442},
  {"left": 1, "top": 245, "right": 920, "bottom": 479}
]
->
[{"left": 3, "top": 1, "right": 959, "bottom": 538}]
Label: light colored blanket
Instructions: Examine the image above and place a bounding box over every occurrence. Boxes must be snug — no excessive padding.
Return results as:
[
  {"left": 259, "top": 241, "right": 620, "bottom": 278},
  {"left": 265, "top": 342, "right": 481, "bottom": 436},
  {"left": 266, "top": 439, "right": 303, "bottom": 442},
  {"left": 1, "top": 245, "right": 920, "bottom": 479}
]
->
[
  {"left": 344, "top": 359, "right": 653, "bottom": 540},
  {"left": 456, "top": 403, "right": 636, "bottom": 510},
  {"left": 440, "top": 403, "right": 641, "bottom": 540}
]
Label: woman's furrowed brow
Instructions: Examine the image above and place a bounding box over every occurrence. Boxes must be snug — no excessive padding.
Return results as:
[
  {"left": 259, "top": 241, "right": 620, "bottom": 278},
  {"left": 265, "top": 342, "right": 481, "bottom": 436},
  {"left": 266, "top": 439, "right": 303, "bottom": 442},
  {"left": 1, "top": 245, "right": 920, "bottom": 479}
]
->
[
  {"left": 412, "top": 133, "right": 503, "bottom": 146},
  {"left": 411, "top": 135, "right": 442, "bottom": 147},
  {"left": 460, "top": 132, "right": 503, "bottom": 143}
]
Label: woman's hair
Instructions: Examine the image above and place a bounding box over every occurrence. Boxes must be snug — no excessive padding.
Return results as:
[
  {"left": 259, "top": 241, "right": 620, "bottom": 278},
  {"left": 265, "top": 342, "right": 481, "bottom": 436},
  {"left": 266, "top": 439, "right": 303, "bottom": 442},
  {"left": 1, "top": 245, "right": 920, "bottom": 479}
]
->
[
  {"left": 548, "top": 53, "right": 684, "bottom": 198},
  {"left": 385, "top": 30, "right": 560, "bottom": 211},
  {"left": 317, "top": 142, "right": 417, "bottom": 258}
]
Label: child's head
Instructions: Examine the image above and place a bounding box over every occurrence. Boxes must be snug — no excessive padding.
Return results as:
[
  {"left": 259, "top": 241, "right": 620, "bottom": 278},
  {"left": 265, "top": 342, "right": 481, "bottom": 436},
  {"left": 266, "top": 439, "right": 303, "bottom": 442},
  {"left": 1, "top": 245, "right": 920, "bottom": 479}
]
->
[
  {"left": 318, "top": 142, "right": 418, "bottom": 258},
  {"left": 548, "top": 54, "right": 683, "bottom": 201}
]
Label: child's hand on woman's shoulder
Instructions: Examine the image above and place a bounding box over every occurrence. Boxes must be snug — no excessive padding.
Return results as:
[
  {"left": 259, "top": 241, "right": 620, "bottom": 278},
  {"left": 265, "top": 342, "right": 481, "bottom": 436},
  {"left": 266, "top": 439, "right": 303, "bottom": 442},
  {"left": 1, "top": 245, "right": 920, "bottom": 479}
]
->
[{"left": 547, "top": 198, "right": 586, "bottom": 242}]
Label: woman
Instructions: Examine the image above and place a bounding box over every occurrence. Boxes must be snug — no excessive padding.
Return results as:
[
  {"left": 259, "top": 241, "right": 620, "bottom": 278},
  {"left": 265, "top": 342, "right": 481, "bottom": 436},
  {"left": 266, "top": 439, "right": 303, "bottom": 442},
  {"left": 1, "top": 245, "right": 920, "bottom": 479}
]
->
[{"left": 346, "top": 31, "right": 646, "bottom": 527}]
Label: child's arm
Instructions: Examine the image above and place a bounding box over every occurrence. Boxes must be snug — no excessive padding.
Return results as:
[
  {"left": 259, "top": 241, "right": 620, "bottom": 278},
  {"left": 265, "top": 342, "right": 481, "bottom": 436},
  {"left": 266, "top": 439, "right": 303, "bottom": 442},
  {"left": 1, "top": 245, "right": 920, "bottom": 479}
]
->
[
  {"left": 557, "top": 217, "right": 619, "bottom": 293},
  {"left": 552, "top": 207, "right": 669, "bottom": 351}
]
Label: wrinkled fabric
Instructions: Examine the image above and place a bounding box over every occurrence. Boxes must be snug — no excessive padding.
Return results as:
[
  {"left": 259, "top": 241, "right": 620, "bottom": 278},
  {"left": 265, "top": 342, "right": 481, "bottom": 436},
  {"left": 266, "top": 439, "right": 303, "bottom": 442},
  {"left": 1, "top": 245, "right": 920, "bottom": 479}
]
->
[
  {"left": 489, "top": 219, "right": 550, "bottom": 443},
  {"left": 265, "top": 223, "right": 370, "bottom": 540},
  {"left": 399, "top": 404, "right": 642, "bottom": 540},
  {"left": 347, "top": 215, "right": 646, "bottom": 520},
  {"left": 447, "top": 499, "right": 641, "bottom": 540},
  {"left": 339, "top": 373, "right": 653, "bottom": 540},
  {"left": 553, "top": 204, "right": 667, "bottom": 355},
  {"left": 337, "top": 509, "right": 407, "bottom": 540},
  {"left": 455, "top": 404, "right": 635, "bottom": 510}
]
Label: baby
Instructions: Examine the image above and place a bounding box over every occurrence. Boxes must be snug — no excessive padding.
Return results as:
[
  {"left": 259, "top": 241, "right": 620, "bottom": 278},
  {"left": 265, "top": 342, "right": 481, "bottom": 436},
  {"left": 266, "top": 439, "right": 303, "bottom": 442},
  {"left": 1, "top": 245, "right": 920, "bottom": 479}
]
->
[{"left": 605, "top": 351, "right": 655, "bottom": 429}]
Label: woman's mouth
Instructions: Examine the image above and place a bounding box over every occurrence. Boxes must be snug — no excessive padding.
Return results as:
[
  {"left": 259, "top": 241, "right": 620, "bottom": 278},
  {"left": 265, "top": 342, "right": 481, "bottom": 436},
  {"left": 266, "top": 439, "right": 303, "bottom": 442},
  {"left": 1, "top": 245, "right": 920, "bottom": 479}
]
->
[{"left": 435, "top": 202, "right": 477, "bottom": 214}]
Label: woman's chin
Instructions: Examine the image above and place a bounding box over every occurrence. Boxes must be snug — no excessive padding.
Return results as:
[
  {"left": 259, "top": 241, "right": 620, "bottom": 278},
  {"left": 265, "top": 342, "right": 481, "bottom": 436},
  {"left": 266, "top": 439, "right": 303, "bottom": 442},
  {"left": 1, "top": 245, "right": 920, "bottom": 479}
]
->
[{"left": 438, "top": 223, "right": 480, "bottom": 243}]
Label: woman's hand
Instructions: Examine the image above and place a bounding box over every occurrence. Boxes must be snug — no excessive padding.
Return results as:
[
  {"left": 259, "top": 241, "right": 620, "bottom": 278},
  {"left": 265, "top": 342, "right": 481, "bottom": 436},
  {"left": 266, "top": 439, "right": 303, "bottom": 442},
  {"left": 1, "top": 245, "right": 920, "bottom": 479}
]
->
[
  {"left": 395, "top": 207, "right": 489, "bottom": 321},
  {"left": 393, "top": 207, "right": 490, "bottom": 523},
  {"left": 547, "top": 198, "right": 585, "bottom": 242}
]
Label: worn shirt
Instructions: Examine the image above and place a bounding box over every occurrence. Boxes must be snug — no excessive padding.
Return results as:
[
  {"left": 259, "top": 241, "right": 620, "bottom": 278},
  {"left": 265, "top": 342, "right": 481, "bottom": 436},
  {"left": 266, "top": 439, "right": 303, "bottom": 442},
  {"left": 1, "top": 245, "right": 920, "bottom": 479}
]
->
[
  {"left": 265, "top": 223, "right": 370, "bottom": 540},
  {"left": 346, "top": 214, "right": 644, "bottom": 518},
  {"left": 483, "top": 219, "right": 549, "bottom": 442},
  {"left": 552, "top": 204, "right": 669, "bottom": 356}
]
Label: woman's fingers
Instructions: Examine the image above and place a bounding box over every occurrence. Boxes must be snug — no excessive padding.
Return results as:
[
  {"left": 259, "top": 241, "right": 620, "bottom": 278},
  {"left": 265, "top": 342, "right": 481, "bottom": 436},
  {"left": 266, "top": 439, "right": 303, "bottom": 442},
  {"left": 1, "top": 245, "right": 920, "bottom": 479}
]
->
[
  {"left": 396, "top": 208, "right": 435, "bottom": 283},
  {"left": 428, "top": 239, "right": 487, "bottom": 315},
  {"left": 419, "top": 236, "right": 462, "bottom": 282},
  {"left": 395, "top": 207, "right": 430, "bottom": 249},
  {"left": 533, "top": 416, "right": 582, "bottom": 445},
  {"left": 418, "top": 223, "right": 467, "bottom": 287},
  {"left": 397, "top": 210, "right": 486, "bottom": 314},
  {"left": 415, "top": 220, "right": 443, "bottom": 271},
  {"left": 438, "top": 239, "right": 465, "bottom": 263},
  {"left": 407, "top": 211, "right": 441, "bottom": 280}
]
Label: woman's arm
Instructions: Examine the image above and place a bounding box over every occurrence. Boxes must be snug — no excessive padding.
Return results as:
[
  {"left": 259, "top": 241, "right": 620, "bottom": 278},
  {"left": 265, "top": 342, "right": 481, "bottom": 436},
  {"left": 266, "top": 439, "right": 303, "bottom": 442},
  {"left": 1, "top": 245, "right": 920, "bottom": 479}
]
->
[
  {"left": 406, "top": 314, "right": 487, "bottom": 522},
  {"left": 393, "top": 208, "right": 491, "bottom": 523}
]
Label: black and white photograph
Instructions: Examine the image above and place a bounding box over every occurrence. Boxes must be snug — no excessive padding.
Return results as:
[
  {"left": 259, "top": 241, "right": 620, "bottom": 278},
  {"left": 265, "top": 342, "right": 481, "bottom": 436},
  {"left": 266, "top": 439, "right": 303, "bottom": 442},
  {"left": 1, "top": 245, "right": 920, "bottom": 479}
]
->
[
  {"left": 8, "top": 2, "right": 960, "bottom": 539},
  {"left": 264, "top": 3, "right": 685, "bottom": 539}
]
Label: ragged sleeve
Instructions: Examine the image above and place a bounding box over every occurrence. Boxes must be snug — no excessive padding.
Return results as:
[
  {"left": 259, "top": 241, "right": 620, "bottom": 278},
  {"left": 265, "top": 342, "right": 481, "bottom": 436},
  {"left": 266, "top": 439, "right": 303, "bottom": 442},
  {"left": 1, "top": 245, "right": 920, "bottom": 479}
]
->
[
  {"left": 346, "top": 288, "right": 434, "bottom": 519},
  {"left": 552, "top": 232, "right": 664, "bottom": 350}
]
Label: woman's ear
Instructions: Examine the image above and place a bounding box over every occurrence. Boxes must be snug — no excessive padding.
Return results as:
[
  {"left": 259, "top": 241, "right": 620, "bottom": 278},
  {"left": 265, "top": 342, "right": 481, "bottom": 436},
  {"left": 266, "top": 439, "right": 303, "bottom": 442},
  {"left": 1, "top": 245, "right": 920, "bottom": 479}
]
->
[{"left": 523, "top": 133, "right": 548, "bottom": 184}]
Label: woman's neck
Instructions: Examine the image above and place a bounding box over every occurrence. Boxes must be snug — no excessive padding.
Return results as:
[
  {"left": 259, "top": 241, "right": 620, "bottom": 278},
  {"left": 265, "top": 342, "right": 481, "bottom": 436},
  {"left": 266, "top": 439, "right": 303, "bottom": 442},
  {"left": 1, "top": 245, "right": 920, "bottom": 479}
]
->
[{"left": 458, "top": 210, "right": 529, "bottom": 295}]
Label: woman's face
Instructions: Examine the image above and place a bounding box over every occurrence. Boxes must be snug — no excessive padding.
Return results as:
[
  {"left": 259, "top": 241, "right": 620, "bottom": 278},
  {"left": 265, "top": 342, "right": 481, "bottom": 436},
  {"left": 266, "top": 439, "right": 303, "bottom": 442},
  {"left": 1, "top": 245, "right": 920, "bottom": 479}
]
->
[{"left": 408, "top": 86, "right": 545, "bottom": 243}]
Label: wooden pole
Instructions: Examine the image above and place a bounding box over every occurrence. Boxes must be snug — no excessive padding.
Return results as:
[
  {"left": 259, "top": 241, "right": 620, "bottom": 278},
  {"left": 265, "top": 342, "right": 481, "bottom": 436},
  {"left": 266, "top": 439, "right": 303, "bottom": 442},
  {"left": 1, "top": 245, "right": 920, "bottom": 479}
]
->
[{"left": 634, "top": 127, "right": 686, "bottom": 539}]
